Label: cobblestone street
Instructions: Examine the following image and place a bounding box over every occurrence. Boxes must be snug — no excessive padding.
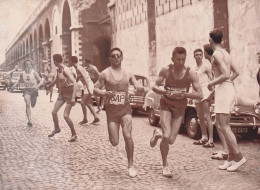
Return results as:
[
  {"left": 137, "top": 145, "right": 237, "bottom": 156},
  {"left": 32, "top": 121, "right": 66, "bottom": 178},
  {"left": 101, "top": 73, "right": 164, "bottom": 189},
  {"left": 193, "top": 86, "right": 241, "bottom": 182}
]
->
[{"left": 0, "top": 90, "right": 260, "bottom": 190}]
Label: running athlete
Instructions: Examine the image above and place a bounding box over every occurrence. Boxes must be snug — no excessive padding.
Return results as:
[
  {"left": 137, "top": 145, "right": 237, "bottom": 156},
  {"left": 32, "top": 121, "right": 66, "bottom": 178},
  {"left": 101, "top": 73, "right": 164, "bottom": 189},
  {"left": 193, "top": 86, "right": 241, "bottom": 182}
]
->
[
  {"left": 93, "top": 47, "right": 144, "bottom": 177},
  {"left": 46, "top": 54, "right": 77, "bottom": 142},
  {"left": 45, "top": 68, "right": 55, "bottom": 102},
  {"left": 70, "top": 56, "right": 100, "bottom": 125},
  {"left": 12, "top": 59, "right": 44, "bottom": 127},
  {"left": 207, "top": 29, "right": 246, "bottom": 171},
  {"left": 192, "top": 48, "right": 214, "bottom": 148},
  {"left": 150, "top": 47, "right": 203, "bottom": 177},
  {"left": 83, "top": 58, "right": 101, "bottom": 112}
]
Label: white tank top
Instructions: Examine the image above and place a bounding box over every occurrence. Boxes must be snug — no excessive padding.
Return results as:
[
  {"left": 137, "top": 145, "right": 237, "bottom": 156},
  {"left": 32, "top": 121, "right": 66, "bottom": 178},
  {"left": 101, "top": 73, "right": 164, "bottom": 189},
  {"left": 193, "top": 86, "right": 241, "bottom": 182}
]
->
[{"left": 22, "top": 70, "right": 38, "bottom": 89}]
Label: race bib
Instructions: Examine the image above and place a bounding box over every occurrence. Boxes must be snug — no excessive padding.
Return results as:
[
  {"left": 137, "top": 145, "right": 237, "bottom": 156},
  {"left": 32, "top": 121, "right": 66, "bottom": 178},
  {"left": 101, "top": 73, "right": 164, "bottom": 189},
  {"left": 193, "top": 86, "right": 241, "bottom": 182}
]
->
[
  {"left": 166, "top": 87, "right": 186, "bottom": 93},
  {"left": 109, "top": 92, "right": 126, "bottom": 105},
  {"left": 24, "top": 81, "right": 35, "bottom": 88}
]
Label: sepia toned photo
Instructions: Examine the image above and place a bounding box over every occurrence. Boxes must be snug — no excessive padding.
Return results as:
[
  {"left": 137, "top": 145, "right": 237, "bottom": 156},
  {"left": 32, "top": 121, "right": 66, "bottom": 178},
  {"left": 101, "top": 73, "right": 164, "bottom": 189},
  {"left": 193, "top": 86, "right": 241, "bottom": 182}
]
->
[{"left": 0, "top": 0, "right": 260, "bottom": 189}]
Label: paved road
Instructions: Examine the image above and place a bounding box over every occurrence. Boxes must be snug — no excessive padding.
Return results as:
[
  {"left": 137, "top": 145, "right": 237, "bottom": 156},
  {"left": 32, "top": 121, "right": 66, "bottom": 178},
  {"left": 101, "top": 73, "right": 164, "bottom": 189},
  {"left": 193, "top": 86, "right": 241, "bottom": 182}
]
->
[{"left": 0, "top": 90, "right": 260, "bottom": 190}]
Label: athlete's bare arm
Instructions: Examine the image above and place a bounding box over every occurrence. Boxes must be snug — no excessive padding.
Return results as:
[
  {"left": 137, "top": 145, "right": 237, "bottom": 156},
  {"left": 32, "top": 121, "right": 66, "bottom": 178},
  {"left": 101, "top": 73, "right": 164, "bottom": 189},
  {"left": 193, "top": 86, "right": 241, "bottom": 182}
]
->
[
  {"left": 152, "top": 67, "right": 167, "bottom": 95},
  {"left": 63, "top": 68, "right": 77, "bottom": 103},
  {"left": 184, "top": 70, "right": 203, "bottom": 100},
  {"left": 93, "top": 66, "right": 100, "bottom": 77},
  {"left": 34, "top": 71, "right": 45, "bottom": 89},
  {"left": 205, "top": 61, "right": 213, "bottom": 80},
  {"left": 208, "top": 52, "right": 230, "bottom": 90},
  {"left": 12, "top": 73, "right": 23, "bottom": 89},
  {"left": 129, "top": 72, "right": 144, "bottom": 92},
  {"left": 94, "top": 71, "right": 114, "bottom": 98},
  {"left": 78, "top": 66, "right": 91, "bottom": 94}
]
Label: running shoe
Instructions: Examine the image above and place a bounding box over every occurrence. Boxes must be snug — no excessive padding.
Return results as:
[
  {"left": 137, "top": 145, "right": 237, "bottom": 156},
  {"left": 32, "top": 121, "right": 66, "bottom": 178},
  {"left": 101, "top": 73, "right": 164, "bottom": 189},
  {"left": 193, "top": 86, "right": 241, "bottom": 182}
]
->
[
  {"left": 68, "top": 135, "right": 77, "bottom": 142},
  {"left": 91, "top": 118, "right": 100, "bottom": 125},
  {"left": 218, "top": 160, "right": 233, "bottom": 170},
  {"left": 227, "top": 157, "right": 246, "bottom": 172},
  {"left": 150, "top": 129, "right": 162, "bottom": 148},
  {"left": 162, "top": 166, "right": 173, "bottom": 178},
  {"left": 48, "top": 129, "right": 61, "bottom": 137},
  {"left": 128, "top": 167, "right": 137, "bottom": 177}
]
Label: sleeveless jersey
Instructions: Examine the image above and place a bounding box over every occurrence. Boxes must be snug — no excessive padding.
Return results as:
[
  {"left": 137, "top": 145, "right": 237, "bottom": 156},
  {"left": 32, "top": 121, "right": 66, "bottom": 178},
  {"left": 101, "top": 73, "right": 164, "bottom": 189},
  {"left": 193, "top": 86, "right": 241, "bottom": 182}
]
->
[
  {"left": 105, "top": 68, "right": 129, "bottom": 106},
  {"left": 21, "top": 70, "right": 38, "bottom": 89},
  {"left": 162, "top": 64, "right": 191, "bottom": 103},
  {"left": 57, "top": 66, "right": 73, "bottom": 88}
]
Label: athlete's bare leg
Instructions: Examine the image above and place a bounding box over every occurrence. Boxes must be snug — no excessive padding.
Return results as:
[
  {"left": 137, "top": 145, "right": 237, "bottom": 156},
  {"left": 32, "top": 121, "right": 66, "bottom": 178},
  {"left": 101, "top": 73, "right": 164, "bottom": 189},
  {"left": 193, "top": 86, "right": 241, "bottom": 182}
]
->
[
  {"left": 85, "top": 94, "right": 99, "bottom": 123},
  {"left": 201, "top": 100, "right": 214, "bottom": 143},
  {"left": 195, "top": 102, "right": 208, "bottom": 141},
  {"left": 63, "top": 103, "right": 77, "bottom": 141},
  {"left": 24, "top": 94, "right": 32, "bottom": 126},
  {"left": 107, "top": 121, "right": 120, "bottom": 146},
  {"left": 49, "top": 99, "right": 64, "bottom": 136},
  {"left": 160, "top": 110, "right": 183, "bottom": 177},
  {"left": 94, "top": 94, "right": 101, "bottom": 112},
  {"left": 80, "top": 95, "right": 88, "bottom": 122}
]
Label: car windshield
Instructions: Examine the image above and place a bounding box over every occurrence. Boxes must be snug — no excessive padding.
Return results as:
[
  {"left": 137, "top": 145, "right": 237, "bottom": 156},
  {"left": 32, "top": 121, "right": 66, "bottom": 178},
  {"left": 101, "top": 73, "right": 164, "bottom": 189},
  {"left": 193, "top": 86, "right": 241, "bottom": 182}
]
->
[{"left": 134, "top": 75, "right": 149, "bottom": 87}]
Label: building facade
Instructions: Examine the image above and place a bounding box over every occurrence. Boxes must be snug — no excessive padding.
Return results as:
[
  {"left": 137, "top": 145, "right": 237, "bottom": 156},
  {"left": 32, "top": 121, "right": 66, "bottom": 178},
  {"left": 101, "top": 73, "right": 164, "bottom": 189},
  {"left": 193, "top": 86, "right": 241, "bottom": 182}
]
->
[{"left": 5, "top": 0, "right": 111, "bottom": 73}]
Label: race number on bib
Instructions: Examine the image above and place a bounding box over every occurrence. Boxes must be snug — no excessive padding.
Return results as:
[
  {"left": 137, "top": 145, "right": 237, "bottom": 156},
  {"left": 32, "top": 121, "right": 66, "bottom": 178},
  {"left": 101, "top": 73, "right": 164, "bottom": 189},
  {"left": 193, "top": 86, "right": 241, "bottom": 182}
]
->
[
  {"left": 109, "top": 92, "right": 126, "bottom": 105},
  {"left": 166, "top": 87, "right": 186, "bottom": 93}
]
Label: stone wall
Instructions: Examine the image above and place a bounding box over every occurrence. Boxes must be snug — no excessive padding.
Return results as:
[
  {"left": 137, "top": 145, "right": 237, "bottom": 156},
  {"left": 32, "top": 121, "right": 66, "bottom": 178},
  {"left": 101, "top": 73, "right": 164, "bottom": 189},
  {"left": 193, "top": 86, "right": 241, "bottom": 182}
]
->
[
  {"left": 228, "top": 0, "right": 260, "bottom": 99},
  {"left": 156, "top": 0, "right": 214, "bottom": 72}
]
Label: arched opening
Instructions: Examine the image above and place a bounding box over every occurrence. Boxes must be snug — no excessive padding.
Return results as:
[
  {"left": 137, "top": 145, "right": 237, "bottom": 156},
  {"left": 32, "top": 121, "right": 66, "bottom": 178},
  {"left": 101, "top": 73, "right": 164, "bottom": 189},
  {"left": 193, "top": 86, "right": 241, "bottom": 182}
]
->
[
  {"left": 34, "top": 30, "right": 38, "bottom": 71},
  {"left": 23, "top": 41, "right": 25, "bottom": 55},
  {"left": 26, "top": 39, "right": 29, "bottom": 56},
  {"left": 39, "top": 25, "right": 44, "bottom": 72},
  {"left": 45, "top": 18, "right": 51, "bottom": 69},
  {"left": 93, "top": 36, "right": 111, "bottom": 71},
  {"left": 61, "top": 0, "right": 72, "bottom": 65}
]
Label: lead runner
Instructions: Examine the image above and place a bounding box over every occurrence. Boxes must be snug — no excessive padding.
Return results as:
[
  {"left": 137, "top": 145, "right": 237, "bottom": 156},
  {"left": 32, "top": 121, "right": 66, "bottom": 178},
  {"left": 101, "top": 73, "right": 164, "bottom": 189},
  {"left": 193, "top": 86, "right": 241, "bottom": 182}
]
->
[
  {"left": 150, "top": 47, "right": 203, "bottom": 177},
  {"left": 94, "top": 47, "right": 144, "bottom": 177}
]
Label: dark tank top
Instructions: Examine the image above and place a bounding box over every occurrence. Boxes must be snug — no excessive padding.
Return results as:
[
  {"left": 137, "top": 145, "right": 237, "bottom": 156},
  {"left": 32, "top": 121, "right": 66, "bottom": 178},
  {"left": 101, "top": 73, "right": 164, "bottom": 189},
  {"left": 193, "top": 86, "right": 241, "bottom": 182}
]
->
[
  {"left": 162, "top": 64, "right": 191, "bottom": 104},
  {"left": 105, "top": 68, "right": 129, "bottom": 108}
]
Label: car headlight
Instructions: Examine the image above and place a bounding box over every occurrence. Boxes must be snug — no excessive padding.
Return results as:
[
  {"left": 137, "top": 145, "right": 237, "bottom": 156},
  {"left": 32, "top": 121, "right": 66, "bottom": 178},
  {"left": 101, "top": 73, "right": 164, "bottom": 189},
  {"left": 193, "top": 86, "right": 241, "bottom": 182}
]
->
[{"left": 234, "top": 106, "right": 240, "bottom": 115}]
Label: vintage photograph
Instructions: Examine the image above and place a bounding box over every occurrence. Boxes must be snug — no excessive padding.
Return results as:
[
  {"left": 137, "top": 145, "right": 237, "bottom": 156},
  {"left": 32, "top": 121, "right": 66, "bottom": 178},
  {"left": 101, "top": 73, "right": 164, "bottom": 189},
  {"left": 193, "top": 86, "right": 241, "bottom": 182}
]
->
[{"left": 0, "top": 0, "right": 260, "bottom": 189}]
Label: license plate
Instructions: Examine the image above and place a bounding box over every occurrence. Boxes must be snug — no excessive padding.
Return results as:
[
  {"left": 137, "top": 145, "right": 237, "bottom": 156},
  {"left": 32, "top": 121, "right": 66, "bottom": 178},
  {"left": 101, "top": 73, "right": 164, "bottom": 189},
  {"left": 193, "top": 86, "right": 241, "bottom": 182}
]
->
[{"left": 232, "top": 127, "right": 248, "bottom": 134}]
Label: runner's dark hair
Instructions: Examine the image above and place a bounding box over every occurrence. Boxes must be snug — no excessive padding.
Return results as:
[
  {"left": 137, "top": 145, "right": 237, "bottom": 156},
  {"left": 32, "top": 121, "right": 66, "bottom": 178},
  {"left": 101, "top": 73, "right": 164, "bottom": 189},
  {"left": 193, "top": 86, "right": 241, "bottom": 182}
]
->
[{"left": 110, "top": 47, "right": 123, "bottom": 58}]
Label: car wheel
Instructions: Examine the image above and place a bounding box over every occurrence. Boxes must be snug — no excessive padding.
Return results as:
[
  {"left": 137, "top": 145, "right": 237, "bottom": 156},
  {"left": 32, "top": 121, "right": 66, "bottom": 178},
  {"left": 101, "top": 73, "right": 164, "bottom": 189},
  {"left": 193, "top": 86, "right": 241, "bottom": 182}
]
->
[
  {"left": 148, "top": 108, "right": 159, "bottom": 126},
  {"left": 185, "top": 110, "right": 201, "bottom": 139}
]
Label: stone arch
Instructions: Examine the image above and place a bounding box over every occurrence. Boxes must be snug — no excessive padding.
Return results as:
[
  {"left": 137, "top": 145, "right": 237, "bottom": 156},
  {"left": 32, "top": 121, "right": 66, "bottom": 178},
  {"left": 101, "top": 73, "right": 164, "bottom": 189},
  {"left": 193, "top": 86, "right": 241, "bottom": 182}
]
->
[
  {"left": 26, "top": 38, "right": 29, "bottom": 55},
  {"left": 61, "top": 0, "right": 72, "bottom": 65},
  {"left": 93, "top": 36, "right": 112, "bottom": 71},
  {"left": 34, "top": 30, "right": 38, "bottom": 49},
  {"left": 39, "top": 25, "right": 44, "bottom": 46},
  {"left": 29, "top": 34, "right": 33, "bottom": 51},
  {"left": 45, "top": 18, "right": 51, "bottom": 42}
]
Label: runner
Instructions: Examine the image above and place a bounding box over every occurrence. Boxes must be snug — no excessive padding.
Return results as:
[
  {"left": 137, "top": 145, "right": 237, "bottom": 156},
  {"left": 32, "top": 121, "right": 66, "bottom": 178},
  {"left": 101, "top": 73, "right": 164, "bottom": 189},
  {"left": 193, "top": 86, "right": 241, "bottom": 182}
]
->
[
  {"left": 93, "top": 47, "right": 144, "bottom": 177},
  {"left": 207, "top": 29, "right": 246, "bottom": 171},
  {"left": 83, "top": 58, "right": 101, "bottom": 112},
  {"left": 192, "top": 48, "right": 214, "bottom": 148},
  {"left": 46, "top": 54, "right": 77, "bottom": 142},
  {"left": 45, "top": 67, "right": 55, "bottom": 102},
  {"left": 149, "top": 47, "right": 203, "bottom": 177},
  {"left": 70, "top": 56, "right": 100, "bottom": 125},
  {"left": 12, "top": 59, "right": 44, "bottom": 127}
]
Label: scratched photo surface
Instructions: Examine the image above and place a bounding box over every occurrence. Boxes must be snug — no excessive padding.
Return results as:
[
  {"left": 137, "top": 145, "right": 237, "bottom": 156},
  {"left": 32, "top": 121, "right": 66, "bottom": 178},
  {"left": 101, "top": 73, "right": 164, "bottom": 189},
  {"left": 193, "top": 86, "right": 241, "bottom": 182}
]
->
[{"left": 0, "top": 0, "right": 260, "bottom": 190}]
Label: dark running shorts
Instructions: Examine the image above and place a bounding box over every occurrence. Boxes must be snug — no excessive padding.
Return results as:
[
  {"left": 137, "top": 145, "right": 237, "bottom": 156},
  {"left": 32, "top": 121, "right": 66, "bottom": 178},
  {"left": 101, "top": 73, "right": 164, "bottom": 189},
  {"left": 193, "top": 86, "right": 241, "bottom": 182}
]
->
[
  {"left": 23, "top": 89, "right": 38, "bottom": 97},
  {"left": 105, "top": 103, "right": 132, "bottom": 123},
  {"left": 160, "top": 97, "right": 187, "bottom": 117},
  {"left": 57, "top": 85, "right": 73, "bottom": 104}
]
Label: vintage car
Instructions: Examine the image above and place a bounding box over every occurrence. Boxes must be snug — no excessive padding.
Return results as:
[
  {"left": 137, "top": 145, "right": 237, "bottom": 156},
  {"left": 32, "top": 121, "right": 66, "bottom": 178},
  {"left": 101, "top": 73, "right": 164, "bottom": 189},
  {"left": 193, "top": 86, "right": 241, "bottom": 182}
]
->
[
  {"left": 128, "top": 74, "right": 150, "bottom": 113},
  {"left": 8, "top": 70, "right": 23, "bottom": 92},
  {"left": 0, "top": 71, "right": 8, "bottom": 90},
  {"left": 143, "top": 90, "right": 260, "bottom": 140}
]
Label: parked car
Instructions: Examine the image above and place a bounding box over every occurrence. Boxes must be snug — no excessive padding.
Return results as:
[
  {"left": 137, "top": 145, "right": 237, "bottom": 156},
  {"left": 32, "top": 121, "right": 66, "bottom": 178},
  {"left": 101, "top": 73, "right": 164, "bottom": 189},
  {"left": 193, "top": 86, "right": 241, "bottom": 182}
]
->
[
  {"left": 8, "top": 70, "right": 23, "bottom": 92},
  {"left": 143, "top": 90, "right": 260, "bottom": 140},
  {"left": 0, "top": 71, "right": 8, "bottom": 90},
  {"left": 129, "top": 74, "right": 150, "bottom": 113}
]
